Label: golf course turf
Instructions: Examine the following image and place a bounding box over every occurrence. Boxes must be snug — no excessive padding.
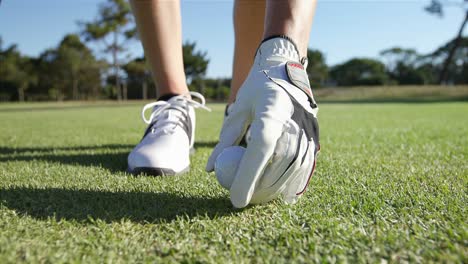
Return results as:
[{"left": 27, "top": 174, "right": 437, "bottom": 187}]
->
[{"left": 0, "top": 102, "right": 466, "bottom": 262}]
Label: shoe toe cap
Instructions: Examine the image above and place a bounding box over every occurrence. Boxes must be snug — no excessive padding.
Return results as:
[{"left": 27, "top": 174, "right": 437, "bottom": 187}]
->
[{"left": 127, "top": 134, "right": 190, "bottom": 172}]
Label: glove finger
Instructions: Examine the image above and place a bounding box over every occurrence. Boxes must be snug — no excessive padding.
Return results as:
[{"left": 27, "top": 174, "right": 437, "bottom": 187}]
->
[
  {"left": 249, "top": 122, "right": 301, "bottom": 204},
  {"left": 206, "top": 102, "right": 250, "bottom": 172},
  {"left": 229, "top": 114, "right": 284, "bottom": 208},
  {"left": 229, "top": 87, "right": 292, "bottom": 208},
  {"left": 282, "top": 138, "right": 317, "bottom": 204},
  {"left": 294, "top": 139, "right": 318, "bottom": 196}
]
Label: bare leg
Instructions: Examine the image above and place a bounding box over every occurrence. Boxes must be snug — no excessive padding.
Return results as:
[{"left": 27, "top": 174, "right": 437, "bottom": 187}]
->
[
  {"left": 229, "top": 0, "right": 317, "bottom": 103},
  {"left": 130, "top": 0, "right": 188, "bottom": 97},
  {"left": 229, "top": 0, "right": 266, "bottom": 104},
  {"left": 264, "top": 0, "right": 317, "bottom": 56}
]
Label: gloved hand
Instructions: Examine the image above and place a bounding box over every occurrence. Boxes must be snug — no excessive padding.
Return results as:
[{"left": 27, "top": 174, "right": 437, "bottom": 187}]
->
[{"left": 206, "top": 37, "right": 320, "bottom": 208}]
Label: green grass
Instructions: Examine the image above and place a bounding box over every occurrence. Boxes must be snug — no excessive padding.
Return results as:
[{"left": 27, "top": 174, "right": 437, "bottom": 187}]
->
[
  {"left": 314, "top": 85, "right": 468, "bottom": 103},
  {"left": 0, "top": 102, "right": 466, "bottom": 263}
]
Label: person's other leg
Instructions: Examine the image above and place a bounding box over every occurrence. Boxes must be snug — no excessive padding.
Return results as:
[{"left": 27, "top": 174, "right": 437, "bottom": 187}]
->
[
  {"left": 229, "top": 0, "right": 265, "bottom": 104},
  {"left": 130, "top": 0, "right": 188, "bottom": 97}
]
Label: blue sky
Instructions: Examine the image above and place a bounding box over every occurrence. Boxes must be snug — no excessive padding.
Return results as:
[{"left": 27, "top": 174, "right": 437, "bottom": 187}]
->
[{"left": 1, "top": 0, "right": 466, "bottom": 78}]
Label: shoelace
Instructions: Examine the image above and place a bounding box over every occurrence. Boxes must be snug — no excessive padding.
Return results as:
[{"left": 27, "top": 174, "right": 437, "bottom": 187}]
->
[{"left": 141, "top": 92, "right": 211, "bottom": 134}]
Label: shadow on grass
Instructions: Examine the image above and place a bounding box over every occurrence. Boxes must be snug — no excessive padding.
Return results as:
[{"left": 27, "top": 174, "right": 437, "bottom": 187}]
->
[
  {"left": 194, "top": 141, "right": 218, "bottom": 149},
  {"left": 0, "top": 142, "right": 217, "bottom": 173},
  {"left": 0, "top": 144, "right": 134, "bottom": 155},
  {"left": 0, "top": 103, "right": 143, "bottom": 113},
  {"left": 0, "top": 150, "right": 130, "bottom": 173},
  {"left": 0, "top": 187, "right": 235, "bottom": 223}
]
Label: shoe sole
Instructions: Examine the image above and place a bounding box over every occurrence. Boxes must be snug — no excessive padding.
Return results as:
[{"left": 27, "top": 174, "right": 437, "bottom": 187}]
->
[
  {"left": 127, "top": 166, "right": 189, "bottom": 176},
  {"left": 127, "top": 147, "right": 195, "bottom": 176}
]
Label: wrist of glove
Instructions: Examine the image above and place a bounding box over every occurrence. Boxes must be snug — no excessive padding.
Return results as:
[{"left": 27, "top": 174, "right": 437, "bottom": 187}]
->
[{"left": 206, "top": 37, "right": 320, "bottom": 208}]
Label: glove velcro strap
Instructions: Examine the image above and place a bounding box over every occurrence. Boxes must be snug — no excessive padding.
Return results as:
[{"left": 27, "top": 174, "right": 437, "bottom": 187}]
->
[{"left": 285, "top": 61, "right": 318, "bottom": 109}]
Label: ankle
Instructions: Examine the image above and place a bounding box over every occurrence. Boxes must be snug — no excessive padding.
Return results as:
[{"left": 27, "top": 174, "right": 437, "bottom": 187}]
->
[{"left": 157, "top": 93, "right": 183, "bottom": 101}]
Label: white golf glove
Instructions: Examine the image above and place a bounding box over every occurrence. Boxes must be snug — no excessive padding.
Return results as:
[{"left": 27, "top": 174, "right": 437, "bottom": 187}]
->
[{"left": 206, "top": 37, "right": 320, "bottom": 208}]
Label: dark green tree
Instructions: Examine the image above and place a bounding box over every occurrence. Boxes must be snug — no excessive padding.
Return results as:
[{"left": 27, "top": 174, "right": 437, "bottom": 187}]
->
[
  {"left": 380, "top": 48, "right": 420, "bottom": 70},
  {"left": 57, "top": 35, "right": 103, "bottom": 99},
  {"left": 37, "top": 34, "right": 103, "bottom": 100},
  {"left": 0, "top": 38, "right": 17, "bottom": 101},
  {"left": 80, "top": 0, "right": 136, "bottom": 100},
  {"left": 123, "top": 57, "right": 154, "bottom": 99},
  {"left": 0, "top": 41, "right": 37, "bottom": 101},
  {"left": 306, "top": 49, "right": 328, "bottom": 87},
  {"left": 425, "top": 0, "right": 468, "bottom": 84},
  {"left": 426, "top": 36, "right": 468, "bottom": 84},
  {"left": 201, "top": 78, "right": 231, "bottom": 100},
  {"left": 330, "top": 58, "right": 389, "bottom": 86},
  {"left": 380, "top": 48, "right": 428, "bottom": 84},
  {"left": 183, "top": 41, "right": 209, "bottom": 93}
]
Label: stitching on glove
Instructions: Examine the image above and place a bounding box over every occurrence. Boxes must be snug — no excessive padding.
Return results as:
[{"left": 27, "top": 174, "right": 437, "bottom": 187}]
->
[
  {"left": 296, "top": 159, "right": 317, "bottom": 195},
  {"left": 300, "top": 139, "right": 310, "bottom": 166},
  {"left": 268, "top": 129, "right": 303, "bottom": 188},
  {"left": 261, "top": 35, "right": 301, "bottom": 56}
]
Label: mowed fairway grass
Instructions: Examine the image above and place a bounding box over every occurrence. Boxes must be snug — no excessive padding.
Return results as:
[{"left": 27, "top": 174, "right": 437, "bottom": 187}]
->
[{"left": 0, "top": 101, "right": 466, "bottom": 263}]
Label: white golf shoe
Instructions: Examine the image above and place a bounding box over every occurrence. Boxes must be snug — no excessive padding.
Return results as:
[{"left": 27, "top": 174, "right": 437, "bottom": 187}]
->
[{"left": 128, "top": 92, "right": 210, "bottom": 176}]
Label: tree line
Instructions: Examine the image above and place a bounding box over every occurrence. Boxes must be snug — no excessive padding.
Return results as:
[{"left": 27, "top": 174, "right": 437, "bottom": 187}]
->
[
  {"left": 0, "top": 0, "right": 466, "bottom": 102},
  {"left": 317, "top": 38, "right": 467, "bottom": 87}
]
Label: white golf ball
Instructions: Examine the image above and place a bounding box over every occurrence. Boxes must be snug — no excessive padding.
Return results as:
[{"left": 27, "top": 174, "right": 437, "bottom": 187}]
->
[{"left": 214, "top": 146, "right": 246, "bottom": 189}]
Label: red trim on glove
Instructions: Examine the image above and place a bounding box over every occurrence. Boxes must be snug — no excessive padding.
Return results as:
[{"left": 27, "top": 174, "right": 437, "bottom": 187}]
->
[
  {"left": 288, "top": 62, "right": 304, "bottom": 70},
  {"left": 296, "top": 158, "right": 316, "bottom": 195}
]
